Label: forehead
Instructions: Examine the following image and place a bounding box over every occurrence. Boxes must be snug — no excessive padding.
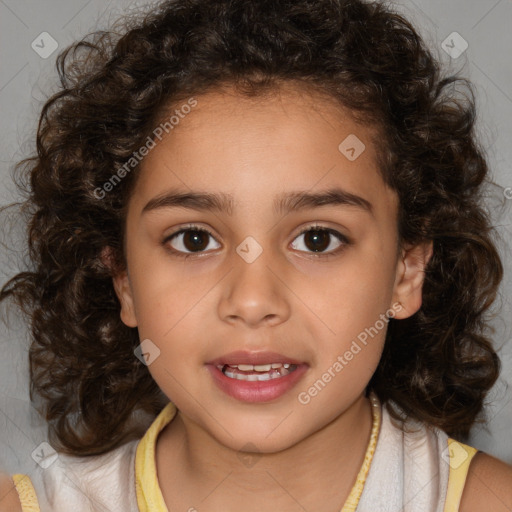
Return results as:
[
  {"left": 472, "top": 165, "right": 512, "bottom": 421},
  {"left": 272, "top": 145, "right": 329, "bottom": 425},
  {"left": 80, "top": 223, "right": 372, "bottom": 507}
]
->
[{"left": 132, "top": 83, "right": 397, "bottom": 218}]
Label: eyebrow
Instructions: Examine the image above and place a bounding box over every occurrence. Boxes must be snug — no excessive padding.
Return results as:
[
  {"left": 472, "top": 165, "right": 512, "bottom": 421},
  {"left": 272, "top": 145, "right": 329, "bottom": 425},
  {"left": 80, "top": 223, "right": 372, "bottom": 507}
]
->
[{"left": 142, "top": 187, "right": 373, "bottom": 217}]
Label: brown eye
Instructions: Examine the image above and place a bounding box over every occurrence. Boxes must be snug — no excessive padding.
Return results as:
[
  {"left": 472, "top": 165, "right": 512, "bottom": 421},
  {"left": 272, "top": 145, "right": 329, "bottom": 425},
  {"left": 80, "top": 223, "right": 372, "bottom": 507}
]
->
[
  {"left": 291, "top": 226, "right": 349, "bottom": 255},
  {"left": 165, "top": 226, "right": 220, "bottom": 256}
]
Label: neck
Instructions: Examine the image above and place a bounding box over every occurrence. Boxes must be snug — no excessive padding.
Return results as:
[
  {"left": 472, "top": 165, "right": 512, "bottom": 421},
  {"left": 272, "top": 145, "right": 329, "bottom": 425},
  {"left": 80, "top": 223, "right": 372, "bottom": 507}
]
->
[{"left": 156, "top": 394, "right": 376, "bottom": 511}]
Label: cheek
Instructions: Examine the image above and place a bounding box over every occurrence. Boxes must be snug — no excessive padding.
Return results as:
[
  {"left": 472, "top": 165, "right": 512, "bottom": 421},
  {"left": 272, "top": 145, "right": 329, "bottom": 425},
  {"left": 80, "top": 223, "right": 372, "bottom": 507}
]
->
[
  {"left": 128, "top": 264, "right": 216, "bottom": 385},
  {"left": 295, "top": 248, "right": 396, "bottom": 382},
  {"left": 127, "top": 255, "right": 204, "bottom": 336},
  {"left": 305, "top": 251, "right": 396, "bottom": 328}
]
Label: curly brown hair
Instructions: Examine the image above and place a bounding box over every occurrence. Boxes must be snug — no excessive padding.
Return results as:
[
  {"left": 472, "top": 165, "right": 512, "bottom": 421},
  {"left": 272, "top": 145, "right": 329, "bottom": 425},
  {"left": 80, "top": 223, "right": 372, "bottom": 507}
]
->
[{"left": 0, "top": 0, "right": 504, "bottom": 456}]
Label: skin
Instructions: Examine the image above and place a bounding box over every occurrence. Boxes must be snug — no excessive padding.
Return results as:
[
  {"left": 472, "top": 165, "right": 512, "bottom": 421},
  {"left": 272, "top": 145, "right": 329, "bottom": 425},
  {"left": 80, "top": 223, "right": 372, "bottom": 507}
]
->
[
  {"left": 1, "top": 85, "right": 511, "bottom": 512},
  {"left": 112, "top": 83, "right": 433, "bottom": 511},
  {"left": 0, "top": 473, "right": 22, "bottom": 512}
]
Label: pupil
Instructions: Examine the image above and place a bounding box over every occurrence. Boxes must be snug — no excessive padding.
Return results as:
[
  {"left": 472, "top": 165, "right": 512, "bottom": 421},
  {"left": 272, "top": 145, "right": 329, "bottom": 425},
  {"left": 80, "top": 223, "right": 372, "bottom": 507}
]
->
[
  {"left": 184, "top": 230, "right": 208, "bottom": 251},
  {"left": 306, "top": 229, "right": 329, "bottom": 252}
]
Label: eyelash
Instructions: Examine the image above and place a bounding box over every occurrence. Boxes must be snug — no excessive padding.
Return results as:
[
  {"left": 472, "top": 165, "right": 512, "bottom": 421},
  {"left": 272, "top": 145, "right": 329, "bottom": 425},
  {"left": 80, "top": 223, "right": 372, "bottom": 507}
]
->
[{"left": 162, "top": 223, "right": 351, "bottom": 260}]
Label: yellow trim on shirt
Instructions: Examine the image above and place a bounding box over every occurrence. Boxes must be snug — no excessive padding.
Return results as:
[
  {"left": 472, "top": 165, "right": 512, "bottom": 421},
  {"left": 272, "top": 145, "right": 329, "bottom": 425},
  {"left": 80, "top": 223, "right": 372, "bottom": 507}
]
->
[
  {"left": 11, "top": 473, "right": 40, "bottom": 512},
  {"left": 443, "top": 438, "right": 478, "bottom": 512},
  {"left": 340, "top": 393, "right": 382, "bottom": 512},
  {"left": 135, "top": 402, "right": 177, "bottom": 512}
]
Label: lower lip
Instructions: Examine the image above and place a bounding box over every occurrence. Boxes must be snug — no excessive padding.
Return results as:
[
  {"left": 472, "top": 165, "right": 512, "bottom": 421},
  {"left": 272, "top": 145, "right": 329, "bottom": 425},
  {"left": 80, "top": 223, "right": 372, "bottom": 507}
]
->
[{"left": 207, "top": 364, "right": 308, "bottom": 403}]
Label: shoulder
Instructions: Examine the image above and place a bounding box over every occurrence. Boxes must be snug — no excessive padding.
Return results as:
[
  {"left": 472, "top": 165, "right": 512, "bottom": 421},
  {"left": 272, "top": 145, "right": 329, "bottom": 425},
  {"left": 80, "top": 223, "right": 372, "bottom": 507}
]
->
[
  {"left": 459, "top": 451, "right": 512, "bottom": 512},
  {"left": 0, "top": 472, "right": 22, "bottom": 512}
]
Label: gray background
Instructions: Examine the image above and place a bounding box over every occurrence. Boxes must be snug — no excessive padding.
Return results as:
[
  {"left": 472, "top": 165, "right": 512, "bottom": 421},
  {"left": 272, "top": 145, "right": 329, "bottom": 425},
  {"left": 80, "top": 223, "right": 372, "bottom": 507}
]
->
[{"left": 0, "top": 0, "right": 511, "bottom": 478}]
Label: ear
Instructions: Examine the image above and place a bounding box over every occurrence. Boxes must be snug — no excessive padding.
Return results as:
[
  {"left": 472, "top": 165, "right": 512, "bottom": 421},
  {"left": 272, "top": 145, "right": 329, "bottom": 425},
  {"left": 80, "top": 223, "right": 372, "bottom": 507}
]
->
[
  {"left": 112, "top": 270, "right": 138, "bottom": 328},
  {"left": 101, "top": 246, "right": 138, "bottom": 328},
  {"left": 391, "top": 240, "right": 433, "bottom": 320}
]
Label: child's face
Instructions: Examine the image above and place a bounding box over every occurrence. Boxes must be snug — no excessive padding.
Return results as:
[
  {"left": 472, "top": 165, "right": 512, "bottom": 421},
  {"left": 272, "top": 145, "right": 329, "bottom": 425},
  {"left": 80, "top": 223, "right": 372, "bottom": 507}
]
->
[{"left": 114, "top": 84, "right": 431, "bottom": 453}]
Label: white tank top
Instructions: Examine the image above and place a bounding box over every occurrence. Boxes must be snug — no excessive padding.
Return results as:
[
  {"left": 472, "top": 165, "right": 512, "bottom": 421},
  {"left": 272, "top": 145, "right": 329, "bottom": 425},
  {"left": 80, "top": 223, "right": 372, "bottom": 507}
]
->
[{"left": 12, "top": 397, "right": 477, "bottom": 511}]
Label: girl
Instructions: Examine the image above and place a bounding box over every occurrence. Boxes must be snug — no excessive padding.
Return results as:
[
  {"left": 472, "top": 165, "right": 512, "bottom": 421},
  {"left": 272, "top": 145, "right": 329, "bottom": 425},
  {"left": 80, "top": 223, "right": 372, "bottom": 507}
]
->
[{"left": 1, "top": 0, "right": 511, "bottom": 510}]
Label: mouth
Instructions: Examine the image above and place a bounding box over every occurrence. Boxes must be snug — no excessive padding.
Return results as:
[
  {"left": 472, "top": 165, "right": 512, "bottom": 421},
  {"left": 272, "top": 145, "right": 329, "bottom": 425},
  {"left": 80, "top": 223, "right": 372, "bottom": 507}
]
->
[
  {"left": 206, "top": 351, "right": 307, "bottom": 403},
  {"left": 216, "top": 363, "right": 298, "bottom": 381}
]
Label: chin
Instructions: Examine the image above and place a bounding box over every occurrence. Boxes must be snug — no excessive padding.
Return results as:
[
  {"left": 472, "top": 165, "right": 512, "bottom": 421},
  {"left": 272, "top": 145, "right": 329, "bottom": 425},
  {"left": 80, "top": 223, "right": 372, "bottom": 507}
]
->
[{"left": 212, "top": 421, "right": 308, "bottom": 455}]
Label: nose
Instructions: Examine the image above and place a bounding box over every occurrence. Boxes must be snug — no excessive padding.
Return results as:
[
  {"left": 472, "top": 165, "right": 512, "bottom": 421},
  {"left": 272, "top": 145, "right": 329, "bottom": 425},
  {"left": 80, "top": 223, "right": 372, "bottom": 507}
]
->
[{"left": 217, "top": 246, "right": 291, "bottom": 328}]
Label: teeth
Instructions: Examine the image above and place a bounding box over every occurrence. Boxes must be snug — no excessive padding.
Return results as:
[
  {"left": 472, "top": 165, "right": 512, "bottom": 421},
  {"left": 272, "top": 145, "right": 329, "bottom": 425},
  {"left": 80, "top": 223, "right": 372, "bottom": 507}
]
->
[
  {"left": 223, "top": 368, "right": 286, "bottom": 381},
  {"left": 222, "top": 363, "right": 292, "bottom": 372},
  {"left": 236, "top": 364, "right": 254, "bottom": 371},
  {"left": 254, "top": 364, "right": 272, "bottom": 372},
  {"left": 217, "top": 362, "right": 299, "bottom": 381}
]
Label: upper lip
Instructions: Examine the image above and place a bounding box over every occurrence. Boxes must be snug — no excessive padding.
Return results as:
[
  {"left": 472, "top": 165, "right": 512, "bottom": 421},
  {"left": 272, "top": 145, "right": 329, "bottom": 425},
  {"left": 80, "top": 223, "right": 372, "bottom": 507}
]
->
[{"left": 207, "top": 351, "right": 304, "bottom": 366}]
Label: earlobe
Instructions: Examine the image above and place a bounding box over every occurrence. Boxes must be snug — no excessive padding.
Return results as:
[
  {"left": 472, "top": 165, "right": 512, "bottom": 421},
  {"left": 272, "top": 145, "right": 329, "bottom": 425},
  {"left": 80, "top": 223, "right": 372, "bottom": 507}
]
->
[
  {"left": 391, "top": 240, "right": 433, "bottom": 319},
  {"left": 112, "top": 270, "right": 138, "bottom": 328}
]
